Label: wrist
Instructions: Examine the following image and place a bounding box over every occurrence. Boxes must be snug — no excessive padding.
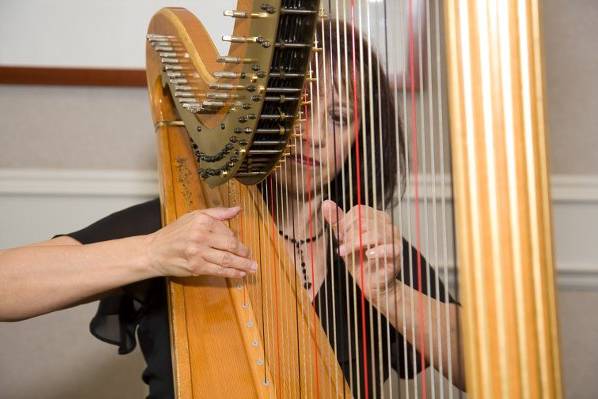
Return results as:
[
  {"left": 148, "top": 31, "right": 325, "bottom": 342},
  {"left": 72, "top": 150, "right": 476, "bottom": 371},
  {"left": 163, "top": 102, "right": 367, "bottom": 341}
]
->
[{"left": 134, "top": 234, "right": 163, "bottom": 279}]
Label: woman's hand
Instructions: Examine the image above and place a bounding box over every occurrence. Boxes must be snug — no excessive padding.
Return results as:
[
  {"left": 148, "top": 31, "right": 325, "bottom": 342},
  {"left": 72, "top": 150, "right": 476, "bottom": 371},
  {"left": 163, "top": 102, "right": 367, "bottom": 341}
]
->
[
  {"left": 322, "top": 200, "right": 402, "bottom": 308},
  {"left": 145, "top": 206, "right": 257, "bottom": 279}
]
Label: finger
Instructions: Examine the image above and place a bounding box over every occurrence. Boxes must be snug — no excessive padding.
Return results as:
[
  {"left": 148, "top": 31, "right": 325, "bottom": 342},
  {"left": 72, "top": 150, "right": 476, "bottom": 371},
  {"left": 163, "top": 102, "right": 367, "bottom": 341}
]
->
[
  {"left": 338, "top": 232, "right": 384, "bottom": 257},
  {"left": 200, "top": 262, "right": 247, "bottom": 279},
  {"left": 209, "top": 219, "right": 235, "bottom": 237},
  {"left": 365, "top": 243, "right": 402, "bottom": 261},
  {"left": 322, "top": 200, "right": 346, "bottom": 238},
  {"left": 202, "top": 248, "right": 258, "bottom": 273},
  {"left": 201, "top": 206, "right": 241, "bottom": 221},
  {"left": 207, "top": 234, "right": 251, "bottom": 258}
]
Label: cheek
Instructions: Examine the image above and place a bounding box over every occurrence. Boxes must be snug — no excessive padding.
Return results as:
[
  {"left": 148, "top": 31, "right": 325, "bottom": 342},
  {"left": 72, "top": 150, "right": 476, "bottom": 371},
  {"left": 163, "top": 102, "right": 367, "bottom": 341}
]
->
[{"left": 331, "top": 127, "right": 355, "bottom": 170}]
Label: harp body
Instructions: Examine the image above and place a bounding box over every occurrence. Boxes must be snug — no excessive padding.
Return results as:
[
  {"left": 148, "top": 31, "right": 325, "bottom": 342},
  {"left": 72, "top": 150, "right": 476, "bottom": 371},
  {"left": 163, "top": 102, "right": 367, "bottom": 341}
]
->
[{"left": 146, "top": 1, "right": 562, "bottom": 398}]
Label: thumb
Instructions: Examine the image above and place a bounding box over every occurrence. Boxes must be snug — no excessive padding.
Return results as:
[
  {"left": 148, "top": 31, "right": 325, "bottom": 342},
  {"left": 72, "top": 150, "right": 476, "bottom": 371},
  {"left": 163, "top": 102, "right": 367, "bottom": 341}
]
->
[
  {"left": 201, "top": 206, "right": 241, "bottom": 221},
  {"left": 322, "top": 200, "right": 345, "bottom": 236}
]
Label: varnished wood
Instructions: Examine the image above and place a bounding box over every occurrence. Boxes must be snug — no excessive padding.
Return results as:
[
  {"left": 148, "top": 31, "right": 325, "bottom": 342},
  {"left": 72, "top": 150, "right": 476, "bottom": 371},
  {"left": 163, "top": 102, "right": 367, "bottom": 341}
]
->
[
  {"left": 444, "top": 1, "right": 562, "bottom": 397},
  {"left": 147, "top": 6, "right": 350, "bottom": 398},
  {"left": 0, "top": 66, "right": 145, "bottom": 86}
]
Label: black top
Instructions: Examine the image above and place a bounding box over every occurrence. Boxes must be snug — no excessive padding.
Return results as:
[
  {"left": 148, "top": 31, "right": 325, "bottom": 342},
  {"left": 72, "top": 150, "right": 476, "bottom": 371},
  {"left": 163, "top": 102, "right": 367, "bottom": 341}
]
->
[{"left": 60, "top": 198, "right": 454, "bottom": 399}]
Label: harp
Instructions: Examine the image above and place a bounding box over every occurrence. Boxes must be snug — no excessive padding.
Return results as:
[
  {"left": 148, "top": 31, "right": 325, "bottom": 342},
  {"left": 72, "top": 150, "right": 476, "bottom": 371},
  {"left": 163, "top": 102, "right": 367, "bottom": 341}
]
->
[{"left": 145, "top": 1, "right": 562, "bottom": 398}]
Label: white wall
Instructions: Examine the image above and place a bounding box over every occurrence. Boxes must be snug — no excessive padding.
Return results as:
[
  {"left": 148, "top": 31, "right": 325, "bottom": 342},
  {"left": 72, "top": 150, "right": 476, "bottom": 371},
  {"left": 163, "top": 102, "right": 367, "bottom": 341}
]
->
[
  {"left": 0, "top": 0, "right": 234, "bottom": 68},
  {"left": 0, "top": 189, "right": 154, "bottom": 399}
]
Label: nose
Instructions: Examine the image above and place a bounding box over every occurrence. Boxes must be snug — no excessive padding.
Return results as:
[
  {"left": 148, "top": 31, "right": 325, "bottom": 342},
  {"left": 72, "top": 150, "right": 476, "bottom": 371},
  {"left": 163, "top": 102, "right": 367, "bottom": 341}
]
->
[{"left": 300, "top": 107, "right": 327, "bottom": 149}]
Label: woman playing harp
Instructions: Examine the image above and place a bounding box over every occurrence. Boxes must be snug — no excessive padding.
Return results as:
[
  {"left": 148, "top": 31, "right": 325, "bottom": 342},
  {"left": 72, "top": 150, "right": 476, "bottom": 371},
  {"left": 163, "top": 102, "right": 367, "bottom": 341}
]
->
[{"left": 0, "top": 20, "right": 464, "bottom": 399}]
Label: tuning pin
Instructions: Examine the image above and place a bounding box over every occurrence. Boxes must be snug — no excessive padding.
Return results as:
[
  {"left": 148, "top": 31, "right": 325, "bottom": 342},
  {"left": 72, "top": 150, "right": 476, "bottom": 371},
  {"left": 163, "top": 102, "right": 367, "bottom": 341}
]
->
[
  {"left": 174, "top": 91, "right": 195, "bottom": 98},
  {"left": 222, "top": 35, "right": 261, "bottom": 43},
  {"left": 217, "top": 56, "right": 255, "bottom": 64},
  {"left": 222, "top": 35, "right": 271, "bottom": 48},
  {"left": 174, "top": 85, "right": 194, "bottom": 91},
  {"left": 224, "top": 10, "right": 269, "bottom": 18},
  {"left": 206, "top": 92, "right": 239, "bottom": 100},
  {"left": 202, "top": 100, "right": 226, "bottom": 108},
  {"left": 213, "top": 71, "right": 246, "bottom": 79},
  {"left": 147, "top": 34, "right": 174, "bottom": 42},
  {"left": 161, "top": 57, "right": 183, "bottom": 64},
  {"left": 181, "top": 103, "right": 203, "bottom": 114},
  {"left": 164, "top": 65, "right": 184, "bottom": 71},
  {"left": 209, "top": 82, "right": 246, "bottom": 91}
]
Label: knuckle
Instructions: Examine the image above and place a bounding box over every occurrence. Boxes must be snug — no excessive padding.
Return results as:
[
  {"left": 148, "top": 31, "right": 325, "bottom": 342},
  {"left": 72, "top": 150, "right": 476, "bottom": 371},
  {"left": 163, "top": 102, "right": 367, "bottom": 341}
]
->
[
  {"left": 185, "top": 244, "right": 198, "bottom": 258},
  {"left": 189, "top": 262, "right": 202, "bottom": 276},
  {"left": 220, "top": 252, "right": 232, "bottom": 267},
  {"left": 195, "top": 214, "right": 213, "bottom": 229},
  {"left": 227, "top": 238, "right": 239, "bottom": 252}
]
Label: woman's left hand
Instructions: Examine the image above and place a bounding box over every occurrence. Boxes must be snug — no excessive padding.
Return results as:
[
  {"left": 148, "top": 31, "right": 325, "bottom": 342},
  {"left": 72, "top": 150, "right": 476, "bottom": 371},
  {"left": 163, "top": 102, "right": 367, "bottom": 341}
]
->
[{"left": 322, "top": 200, "right": 402, "bottom": 308}]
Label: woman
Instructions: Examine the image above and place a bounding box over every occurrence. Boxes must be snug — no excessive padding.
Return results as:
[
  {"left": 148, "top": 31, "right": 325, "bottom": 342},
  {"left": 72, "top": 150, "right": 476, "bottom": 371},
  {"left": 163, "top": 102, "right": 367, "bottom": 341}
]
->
[{"left": 0, "top": 20, "right": 463, "bottom": 398}]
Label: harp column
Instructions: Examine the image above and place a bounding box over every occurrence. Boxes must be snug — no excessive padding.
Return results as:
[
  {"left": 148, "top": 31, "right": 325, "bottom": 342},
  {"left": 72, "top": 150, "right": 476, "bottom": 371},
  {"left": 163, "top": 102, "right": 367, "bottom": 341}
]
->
[{"left": 443, "top": 1, "right": 563, "bottom": 398}]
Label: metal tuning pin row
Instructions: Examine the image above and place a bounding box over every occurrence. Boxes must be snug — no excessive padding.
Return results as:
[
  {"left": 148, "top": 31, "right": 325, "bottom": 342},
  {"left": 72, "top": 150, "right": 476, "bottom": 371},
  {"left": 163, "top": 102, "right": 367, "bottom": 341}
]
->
[
  {"left": 222, "top": 35, "right": 271, "bottom": 48},
  {"left": 147, "top": 33, "right": 191, "bottom": 67},
  {"left": 217, "top": 56, "right": 255, "bottom": 64},
  {"left": 223, "top": 10, "right": 269, "bottom": 19}
]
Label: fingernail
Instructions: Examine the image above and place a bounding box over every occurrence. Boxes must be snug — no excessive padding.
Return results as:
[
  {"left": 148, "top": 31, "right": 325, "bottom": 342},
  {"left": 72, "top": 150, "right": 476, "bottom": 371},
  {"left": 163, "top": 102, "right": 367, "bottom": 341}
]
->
[
  {"left": 338, "top": 245, "right": 346, "bottom": 256},
  {"left": 366, "top": 249, "right": 375, "bottom": 257},
  {"left": 251, "top": 261, "right": 258, "bottom": 272}
]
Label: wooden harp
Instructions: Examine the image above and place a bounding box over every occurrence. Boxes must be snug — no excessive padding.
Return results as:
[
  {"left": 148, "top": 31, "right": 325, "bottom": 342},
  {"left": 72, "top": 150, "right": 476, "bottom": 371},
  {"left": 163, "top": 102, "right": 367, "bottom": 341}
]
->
[{"left": 145, "top": 0, "right": 563, "bottom": 398}]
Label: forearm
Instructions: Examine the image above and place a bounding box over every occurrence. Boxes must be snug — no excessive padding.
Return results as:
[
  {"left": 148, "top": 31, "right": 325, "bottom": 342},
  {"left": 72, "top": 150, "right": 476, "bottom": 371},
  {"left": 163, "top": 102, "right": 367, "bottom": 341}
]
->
[
  {"left": 378, "top": 282, "right": 465, "bottom": 390},
  {"left": 0, "top": 236, "right": 158, "bottom": 321}
]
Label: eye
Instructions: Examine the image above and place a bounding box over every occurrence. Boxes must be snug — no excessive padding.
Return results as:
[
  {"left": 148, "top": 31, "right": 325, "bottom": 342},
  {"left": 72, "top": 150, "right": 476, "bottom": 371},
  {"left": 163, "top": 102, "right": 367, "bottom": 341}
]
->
[{"left": 330, "top": 109, "right": 348, "bottom": 124}]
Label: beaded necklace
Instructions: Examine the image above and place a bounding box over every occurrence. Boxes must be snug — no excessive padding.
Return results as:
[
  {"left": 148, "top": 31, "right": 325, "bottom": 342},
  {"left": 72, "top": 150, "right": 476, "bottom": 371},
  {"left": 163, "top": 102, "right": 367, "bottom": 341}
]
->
[{"left": 278, "top": 228, "right": 326, "bottom": 290}]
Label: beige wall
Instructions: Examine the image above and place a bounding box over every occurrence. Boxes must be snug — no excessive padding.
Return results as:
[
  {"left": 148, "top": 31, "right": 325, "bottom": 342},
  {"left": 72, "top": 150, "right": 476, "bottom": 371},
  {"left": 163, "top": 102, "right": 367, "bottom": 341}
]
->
[{"left": 544, "top": 0, "right": 598, "bottom": 175}]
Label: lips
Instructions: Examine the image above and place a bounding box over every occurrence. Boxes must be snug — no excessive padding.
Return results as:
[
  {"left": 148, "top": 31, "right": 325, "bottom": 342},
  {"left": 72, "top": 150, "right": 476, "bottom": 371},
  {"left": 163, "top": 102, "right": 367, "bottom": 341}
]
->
[{"left": 292, "top": 153, "right": 321, "bottom": 167}]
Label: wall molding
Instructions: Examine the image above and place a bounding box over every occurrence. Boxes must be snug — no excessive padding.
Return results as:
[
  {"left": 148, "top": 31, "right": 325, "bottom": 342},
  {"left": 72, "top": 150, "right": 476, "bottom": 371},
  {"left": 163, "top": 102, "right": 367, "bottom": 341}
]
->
[
  {"left": 2, "top": 169, "right": 598, "bottom": 203},
  {"left": 404, "top": 174, "right": 598, "bottom": 203},
  {"left": 0, "top": 66, "right": 146, "bottom": 87},
  {"left": 1, "top": 168, "right": 596, "bottom": 290},
  {"left": 0, "top": 169, "right": 157, "bottom": 197},
  {"left": 441, "top": 262, "right": 598, "bottom": 292}
]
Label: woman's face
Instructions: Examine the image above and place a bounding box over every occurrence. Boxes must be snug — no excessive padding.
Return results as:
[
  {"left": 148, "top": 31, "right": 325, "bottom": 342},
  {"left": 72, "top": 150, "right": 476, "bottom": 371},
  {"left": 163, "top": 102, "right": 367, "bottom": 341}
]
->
[{"left": 274, "top": 72, "right": 358, "bottom": 196}]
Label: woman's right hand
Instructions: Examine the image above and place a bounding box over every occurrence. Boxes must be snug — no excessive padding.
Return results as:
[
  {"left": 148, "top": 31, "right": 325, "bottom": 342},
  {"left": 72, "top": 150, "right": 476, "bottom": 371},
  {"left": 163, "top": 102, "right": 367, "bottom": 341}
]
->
[{"left": 145, "top": 206, "right": 256, "bottom": 279}]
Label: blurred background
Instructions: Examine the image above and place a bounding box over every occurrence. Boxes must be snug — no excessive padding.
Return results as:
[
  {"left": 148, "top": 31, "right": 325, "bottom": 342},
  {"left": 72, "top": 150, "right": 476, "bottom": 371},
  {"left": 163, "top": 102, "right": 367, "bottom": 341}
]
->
[{"left": 0, "top": 0, "right": 597, "bottom": 398}]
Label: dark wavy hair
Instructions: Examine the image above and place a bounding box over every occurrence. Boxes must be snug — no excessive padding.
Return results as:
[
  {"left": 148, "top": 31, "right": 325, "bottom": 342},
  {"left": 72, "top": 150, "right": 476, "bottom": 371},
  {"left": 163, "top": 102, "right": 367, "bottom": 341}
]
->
[{"left": 317, "top": 19, "right": 405, "bottom": 211}]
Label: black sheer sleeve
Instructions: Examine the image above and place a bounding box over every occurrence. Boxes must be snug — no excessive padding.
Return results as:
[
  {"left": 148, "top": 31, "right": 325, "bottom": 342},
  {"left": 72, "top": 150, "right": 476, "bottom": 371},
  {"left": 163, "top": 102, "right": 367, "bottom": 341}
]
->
[
  {"left": 390, "top": 240, "right": 458, "bottom": 378},
  {"left": 54, "top": 198, "right": 162, "bottom": 355}
]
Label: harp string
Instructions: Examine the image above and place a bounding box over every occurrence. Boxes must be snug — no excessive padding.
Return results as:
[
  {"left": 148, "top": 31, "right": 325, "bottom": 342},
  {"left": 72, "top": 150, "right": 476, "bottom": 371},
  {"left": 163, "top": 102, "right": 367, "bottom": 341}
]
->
[
  {"left": 313, "top": 18, "right": 339, "bottom": 398},
  {"left": 351, "top": 0, "right": 372, "bottom": 396},
  {"left": 333, "top": 1, "right": 358, "bottom": 395},
  {"left": 305, "top": 52, "right": 320, "bottom": 398},
  {"left": 424, "top": 0, "right": 449, "bottom": 395},
  {"left": 322, "top": 11, "right": 342, "bottom": 397},
  {"left": 406, "top": 0, "right": 430, "bottom": 396},
  {"left": 435, "top": 0, "right": 455, "bottom": 391},
  {"left": 379, "top": 0, "right": 399, "bottom": 396},
  {"left": 359, "top": 0, "right": 374, "bottom": 391},
  {"left": 361, "top": 0, "right": 378, "bottom": 395},
  {"left": 261, "top": 182, "right": 271, "bottom": 388},
  {"left": 293, "top": 105, "right": 311, "bottom": 396},
  {"left": 416, "top": 0, "right": 435, "bottom": 395},
  {"left": 398, "top": 0, "right": 419, "bottom": 396},
  {"left": 343, "top": 2, "right": 362, "bottom": 396},
  {"left": 276, "top": 175, "right": 288, "bottom": 398},
  {"left": 268, "top": 175, "right": 281, "bottom": 395}
]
